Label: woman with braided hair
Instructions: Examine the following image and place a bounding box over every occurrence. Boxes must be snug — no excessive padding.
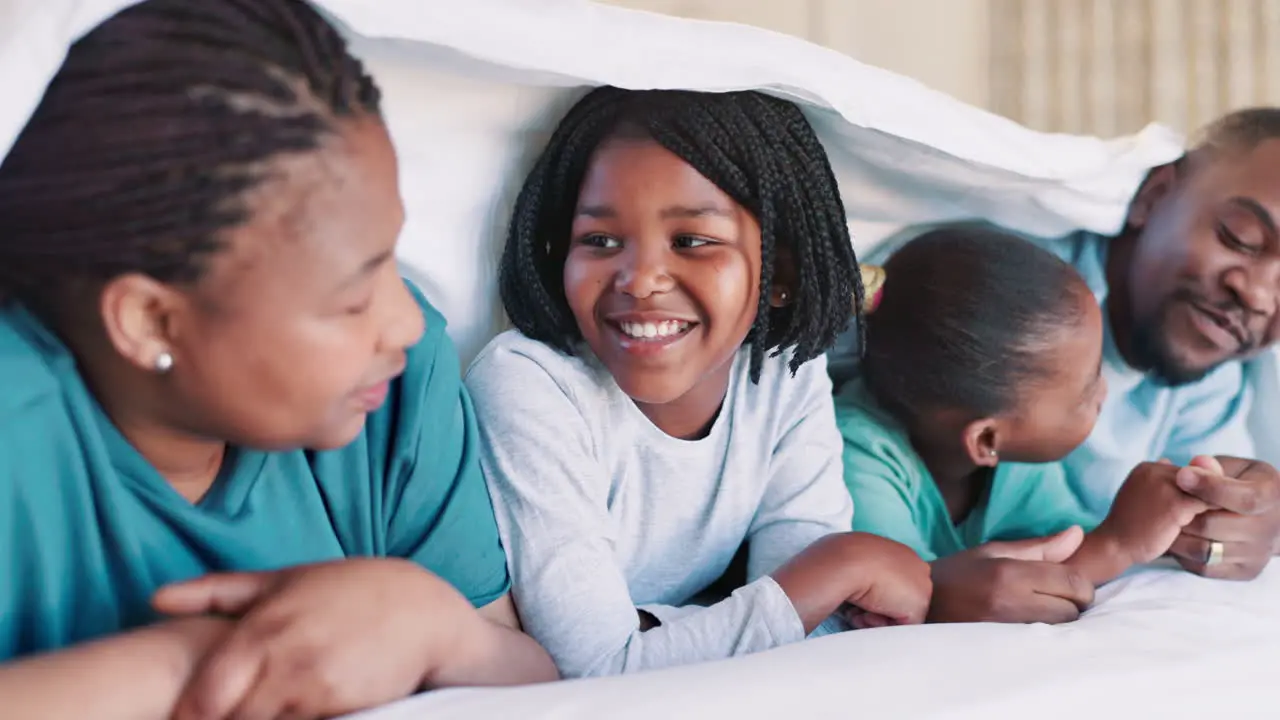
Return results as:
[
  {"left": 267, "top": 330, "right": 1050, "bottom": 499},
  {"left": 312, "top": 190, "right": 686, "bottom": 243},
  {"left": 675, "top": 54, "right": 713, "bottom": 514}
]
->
[
  {"left": 466, "top": 87, "right": 932, "bottom": 678},
  {"left": 0, "top": 1, "right": 556, "bottom": 717}
]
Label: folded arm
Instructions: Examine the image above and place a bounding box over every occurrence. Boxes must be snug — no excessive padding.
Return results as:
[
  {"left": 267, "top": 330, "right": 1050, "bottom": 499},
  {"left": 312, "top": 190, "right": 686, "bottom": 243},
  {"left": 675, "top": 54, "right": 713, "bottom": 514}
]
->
[
  {"left": 467, "top": 348, "right": 853, "bottom": 677},
  {"left": 433, "top": 594, "right": 559, "bottom": 687},
  {"left": 476, "top": 402, "right": 811, "bottom": 676},
  {"left": 0, "top": 616, "right": 230, "bottom": 720}
]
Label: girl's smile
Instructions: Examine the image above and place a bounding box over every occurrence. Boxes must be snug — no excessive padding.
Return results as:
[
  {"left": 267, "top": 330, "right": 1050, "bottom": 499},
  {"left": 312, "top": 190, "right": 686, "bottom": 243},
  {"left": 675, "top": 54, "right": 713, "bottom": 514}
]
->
[{"left": 604, "top": 311, "right": 699, "bottom": 357}]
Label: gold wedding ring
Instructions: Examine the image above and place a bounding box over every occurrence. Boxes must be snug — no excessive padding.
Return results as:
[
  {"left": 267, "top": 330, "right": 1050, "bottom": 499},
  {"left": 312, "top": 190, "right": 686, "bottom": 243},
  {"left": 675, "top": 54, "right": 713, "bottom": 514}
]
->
[{"left": 1205, "top": 540, "right": 1226, "bottom": 566}]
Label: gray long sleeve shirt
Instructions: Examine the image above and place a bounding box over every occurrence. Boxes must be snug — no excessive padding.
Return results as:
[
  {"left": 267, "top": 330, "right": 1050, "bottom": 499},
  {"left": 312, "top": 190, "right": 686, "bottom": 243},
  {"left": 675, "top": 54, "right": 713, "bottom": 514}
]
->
[{"left": 466, "top": 331, "right": 853, "bottom": 678}]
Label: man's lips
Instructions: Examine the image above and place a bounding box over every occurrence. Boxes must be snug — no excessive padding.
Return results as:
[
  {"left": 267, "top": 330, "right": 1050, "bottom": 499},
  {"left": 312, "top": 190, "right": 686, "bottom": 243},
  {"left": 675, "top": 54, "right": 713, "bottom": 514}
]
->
[{"left": 1189, "top": 301, "right": 1250, "bottom": 350}]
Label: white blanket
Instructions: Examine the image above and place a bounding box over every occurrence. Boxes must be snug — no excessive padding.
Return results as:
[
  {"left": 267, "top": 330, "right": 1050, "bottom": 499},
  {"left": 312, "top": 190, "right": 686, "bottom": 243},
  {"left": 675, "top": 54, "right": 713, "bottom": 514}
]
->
[
  {"left": 344, "top": 561, "right": 1280, "bottom": 720},
  {"left": 0, "top": 0, "right": 1184, "bottom": 357}
]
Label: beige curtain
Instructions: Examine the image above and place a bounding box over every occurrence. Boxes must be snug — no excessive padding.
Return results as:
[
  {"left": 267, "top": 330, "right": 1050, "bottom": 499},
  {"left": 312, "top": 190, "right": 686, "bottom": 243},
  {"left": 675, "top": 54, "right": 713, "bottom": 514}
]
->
[{"left": 990, "top": 0, "right": 1280, "bottom": 136}]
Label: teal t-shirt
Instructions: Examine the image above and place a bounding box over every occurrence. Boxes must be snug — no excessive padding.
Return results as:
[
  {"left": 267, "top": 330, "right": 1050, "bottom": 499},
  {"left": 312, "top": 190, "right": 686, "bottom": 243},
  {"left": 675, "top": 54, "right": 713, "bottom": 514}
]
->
[
  {"left": 0, "top": 286, "right": 510, "bottom": 659},
  {"left": 834, "top": 380, "right": 1096, "bottom": 561}
]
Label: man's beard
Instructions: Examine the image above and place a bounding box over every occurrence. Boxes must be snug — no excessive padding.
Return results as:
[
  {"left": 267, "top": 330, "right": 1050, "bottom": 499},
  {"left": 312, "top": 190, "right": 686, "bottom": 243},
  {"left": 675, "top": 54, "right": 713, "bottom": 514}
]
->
[{"left": 1130, "top": 301, "right": 1213, "bottom": 387}]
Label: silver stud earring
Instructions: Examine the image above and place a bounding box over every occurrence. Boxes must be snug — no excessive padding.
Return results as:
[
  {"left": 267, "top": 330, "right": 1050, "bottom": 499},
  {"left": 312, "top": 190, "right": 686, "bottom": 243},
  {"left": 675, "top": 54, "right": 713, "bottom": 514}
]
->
[
  {"left": 988, "top": 449, "right": 998, "bottom": 459},
  {"left": 154, "top": 351, "right": 174, "bottom": 374},
  {"left": 779, "top": 289, "right": 790, "bottom": 303}
]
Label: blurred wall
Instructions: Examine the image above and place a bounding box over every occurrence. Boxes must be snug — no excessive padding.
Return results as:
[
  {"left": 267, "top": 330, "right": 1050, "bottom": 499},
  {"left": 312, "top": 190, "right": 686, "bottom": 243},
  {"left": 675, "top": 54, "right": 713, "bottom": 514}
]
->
[{"left": 598, "top": 0, "right": 1280, "bottom": 137}]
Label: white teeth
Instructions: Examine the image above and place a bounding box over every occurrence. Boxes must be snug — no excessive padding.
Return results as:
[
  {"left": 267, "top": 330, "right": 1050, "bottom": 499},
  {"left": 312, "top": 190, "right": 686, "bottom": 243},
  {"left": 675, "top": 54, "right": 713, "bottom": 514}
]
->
[{"left": 619, "top": 320, "right": 690, "bottom": 339}]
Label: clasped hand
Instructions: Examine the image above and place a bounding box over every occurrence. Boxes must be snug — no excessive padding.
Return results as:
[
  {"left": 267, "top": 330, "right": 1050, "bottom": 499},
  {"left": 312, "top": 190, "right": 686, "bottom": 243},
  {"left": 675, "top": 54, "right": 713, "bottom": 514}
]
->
[
  {"left": 1163, "top": 456, "right": 1280, "bottom": 580},
  {"left": 930, "top": 455, "right": 1280, "bottom": 625},
  {"left": 152, "top": 558, "right": 486, "bottom": 720}
]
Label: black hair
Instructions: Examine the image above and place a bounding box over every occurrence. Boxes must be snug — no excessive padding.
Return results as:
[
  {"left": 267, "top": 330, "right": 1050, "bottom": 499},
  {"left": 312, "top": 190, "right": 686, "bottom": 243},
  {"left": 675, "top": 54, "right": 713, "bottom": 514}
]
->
[
  {"left": 0, "top": 0, "right": 380, "bottom": 305},
  {"left": 863, "top": 224, "right": 1089, "bottom": 424},
  {"left": 1192, "top": 106, "right": 1280, "bottom": 157},
  {"left": 498, "top": 86, "right": 862, "bottom": 382}
]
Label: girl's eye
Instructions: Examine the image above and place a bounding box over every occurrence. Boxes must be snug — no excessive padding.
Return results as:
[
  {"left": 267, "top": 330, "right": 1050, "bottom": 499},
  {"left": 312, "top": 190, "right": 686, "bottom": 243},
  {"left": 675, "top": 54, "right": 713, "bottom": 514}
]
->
[
  {"left": 674, "top": 235, "right": 713, "bottom": 249},
  {"left": 579, "top": 233, "right": 620, "bottom": 249},
  {"left": 1217, "top": 223, "right": 1261, "bottom": 254}
]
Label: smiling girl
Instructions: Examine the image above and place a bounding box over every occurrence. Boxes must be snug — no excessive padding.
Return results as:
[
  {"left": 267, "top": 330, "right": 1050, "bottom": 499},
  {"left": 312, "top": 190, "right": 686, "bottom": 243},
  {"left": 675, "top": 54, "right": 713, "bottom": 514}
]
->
[{"left": 466, "top": 87, "right": 932, "bottom": 678}]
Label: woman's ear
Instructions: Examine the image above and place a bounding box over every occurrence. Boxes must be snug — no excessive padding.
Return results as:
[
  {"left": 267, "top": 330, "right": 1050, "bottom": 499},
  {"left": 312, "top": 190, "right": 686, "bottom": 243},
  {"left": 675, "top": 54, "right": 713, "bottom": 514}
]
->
[
  {"left": 769, "top": 246, "right": 796, "bottom": 308},
  {"left": 1126, "top": 160, "right": 1182, "bottom": 230},
  {"left": 98, "top": 273, "right": 186, "bottom": 374},
  {"left": 962, "top": 418, "right": 1001, "bottom": 467}
]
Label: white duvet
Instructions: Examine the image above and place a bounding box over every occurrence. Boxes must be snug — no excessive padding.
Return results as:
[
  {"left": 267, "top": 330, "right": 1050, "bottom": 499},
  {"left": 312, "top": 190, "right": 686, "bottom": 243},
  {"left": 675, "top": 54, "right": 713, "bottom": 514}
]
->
[
  {"left": 346, "top": 561, "right": 1280, "bottom": 720},
  {"left": 3, "top": 0, "right": 1279, "bottom": 716}
]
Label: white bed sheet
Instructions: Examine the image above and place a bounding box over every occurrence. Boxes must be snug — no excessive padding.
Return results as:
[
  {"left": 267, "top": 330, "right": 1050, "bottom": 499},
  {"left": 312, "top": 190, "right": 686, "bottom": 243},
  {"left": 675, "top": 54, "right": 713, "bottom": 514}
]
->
[{"left": 348, "top": 561, "right": 1280, "bottom": 720}]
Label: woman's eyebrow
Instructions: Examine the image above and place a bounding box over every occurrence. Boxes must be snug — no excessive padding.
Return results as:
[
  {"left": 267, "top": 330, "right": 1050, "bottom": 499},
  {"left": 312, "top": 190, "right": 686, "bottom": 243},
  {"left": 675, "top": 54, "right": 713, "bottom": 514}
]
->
[{"left": 332, "top": 249, "right": 393, "bottom": 292}]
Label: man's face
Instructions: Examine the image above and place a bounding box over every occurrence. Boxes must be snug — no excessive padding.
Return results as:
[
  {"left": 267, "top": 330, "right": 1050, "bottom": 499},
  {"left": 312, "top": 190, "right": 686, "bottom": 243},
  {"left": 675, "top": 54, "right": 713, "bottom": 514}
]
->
[{"left": 1124, "top": 139, "right": 1280, "bottom": 385}]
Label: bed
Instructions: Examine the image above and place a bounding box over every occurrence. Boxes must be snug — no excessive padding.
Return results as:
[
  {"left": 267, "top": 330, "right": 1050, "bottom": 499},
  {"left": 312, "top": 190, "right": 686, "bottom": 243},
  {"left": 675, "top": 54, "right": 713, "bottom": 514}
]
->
[
  {"left": 346, "top": 560, "right": 1280, "bottom": 719},
  {"left": 3, "top": 0, "right": 1278, "bottom": 716}
]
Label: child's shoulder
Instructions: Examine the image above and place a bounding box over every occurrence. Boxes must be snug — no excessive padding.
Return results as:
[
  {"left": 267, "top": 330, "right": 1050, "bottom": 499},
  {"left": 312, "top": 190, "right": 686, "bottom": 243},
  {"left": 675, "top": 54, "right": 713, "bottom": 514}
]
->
[
  {"left": 467, "top": 329, "right": 591, "bottom": 377},
  {"left": 723, "top": 347, "right": 836, "bottom": 435},
  {"left": 833, "top": 378, "right": 903, "bottom": 437},
  {"left": 465, "top": 330, "right": 610, "bottom": 406},
  {"left": 832, "top": 378, "right": 924, "bottom": 478},
  {"left": 740, "top": 346, "right": 831, "bottom": 399}
]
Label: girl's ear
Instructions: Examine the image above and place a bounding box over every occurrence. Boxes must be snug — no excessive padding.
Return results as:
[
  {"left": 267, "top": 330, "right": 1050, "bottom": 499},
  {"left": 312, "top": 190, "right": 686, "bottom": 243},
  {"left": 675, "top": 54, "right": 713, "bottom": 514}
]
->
[
  {"left": 769, "top": 246, "right": 796, "bottom": 308},
  {"left": 962, "top": 418, "right": 1001, "bottom": 467}
]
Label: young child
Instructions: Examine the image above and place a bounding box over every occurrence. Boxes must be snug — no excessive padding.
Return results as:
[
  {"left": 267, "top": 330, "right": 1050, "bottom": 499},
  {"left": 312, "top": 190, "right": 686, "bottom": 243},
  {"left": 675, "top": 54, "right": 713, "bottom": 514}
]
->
[
  {"left": 467, "top": 87, "right": 932, "bottom": 678},
  {"left": 836, "top": 225, "right": 1209, "bottom": 625},
  {"left": 0, "top": 2, "right": 555, "bottom": 718}
]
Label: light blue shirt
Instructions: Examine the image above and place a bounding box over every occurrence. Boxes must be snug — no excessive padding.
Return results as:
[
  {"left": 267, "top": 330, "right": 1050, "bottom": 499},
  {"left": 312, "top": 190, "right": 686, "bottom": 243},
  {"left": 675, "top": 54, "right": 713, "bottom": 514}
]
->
[{"left": 847, "top": 224, "right": 1254, "bottom": 522}]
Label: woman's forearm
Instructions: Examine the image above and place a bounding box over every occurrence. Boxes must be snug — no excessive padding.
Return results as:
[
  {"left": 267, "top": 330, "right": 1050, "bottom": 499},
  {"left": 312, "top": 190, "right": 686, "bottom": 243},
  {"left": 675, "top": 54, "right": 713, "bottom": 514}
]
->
[
  {"left": 428, "top": 619, "right": 559, "bottom": 688},
  {"left": 0, "top": 616, "right": 230, "bottom": 720}
]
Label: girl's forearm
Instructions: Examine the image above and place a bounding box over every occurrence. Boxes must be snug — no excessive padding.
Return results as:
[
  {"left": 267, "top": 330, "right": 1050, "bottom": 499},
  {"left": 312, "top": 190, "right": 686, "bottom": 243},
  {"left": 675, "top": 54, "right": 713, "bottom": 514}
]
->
[
  {"left": 771, "top": 533, "right": 866, "bottom": 633},
  {"left": 1064, "top": 532, "right": 1134, "bottom": 587}
]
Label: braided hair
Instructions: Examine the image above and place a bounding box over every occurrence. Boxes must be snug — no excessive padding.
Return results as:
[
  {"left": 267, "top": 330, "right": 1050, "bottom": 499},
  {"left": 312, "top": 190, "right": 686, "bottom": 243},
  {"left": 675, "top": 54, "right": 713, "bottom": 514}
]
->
[
  {"left": 0, "top": 0, "right": 380, "bottom": 306},
  {"left": 499, "top": 87, "right": 863, "bottom": 382}
]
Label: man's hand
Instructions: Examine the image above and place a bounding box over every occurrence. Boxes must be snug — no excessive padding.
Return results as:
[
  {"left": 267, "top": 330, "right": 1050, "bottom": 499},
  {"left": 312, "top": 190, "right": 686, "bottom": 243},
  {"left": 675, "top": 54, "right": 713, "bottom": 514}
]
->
[
  {"left": 928, "top": 527, "right": 1095, "bottom": 624},
  {"left": 153, "top": 558, "right": 496, "bottom": 720},
  {"left": 1166, "top": 455, "right": 1280, "bottom": 580}
]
